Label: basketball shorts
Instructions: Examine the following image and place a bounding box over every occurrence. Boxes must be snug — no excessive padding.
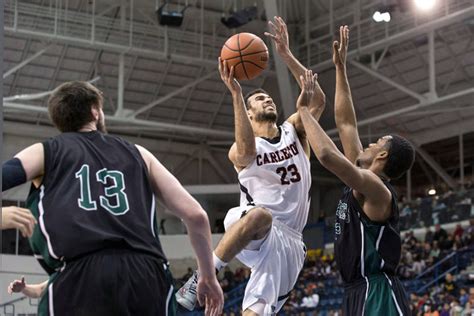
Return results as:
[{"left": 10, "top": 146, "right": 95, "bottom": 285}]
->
[
  {"left": 38, "top": 248, "right": 176, "bottom": 316},
  {"left": 224, "top": 205, "right": 306, "bottom": 315},
  {"left": 343, "top": 273, "right": 410, "bottom": 316}
]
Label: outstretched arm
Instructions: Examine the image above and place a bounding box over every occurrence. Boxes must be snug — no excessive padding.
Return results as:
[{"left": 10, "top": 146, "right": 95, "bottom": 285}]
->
[
  {"left": 265, "top": 17, "right": 325, "bottom": 129},
  {"left": 8, "top": 277, "right": 48, "bottom": 299},
  {"left": 333, "top": 26, "right": 363, "bottom": 164},
  {"left": 136, "top": 145, "right": 223, "bottom": 316},
  {"left": 297, "top": 72, "right": 391, "bottom": 222},
  {"left": 218, "top": 58, "right": 256, "bottom": 169}
]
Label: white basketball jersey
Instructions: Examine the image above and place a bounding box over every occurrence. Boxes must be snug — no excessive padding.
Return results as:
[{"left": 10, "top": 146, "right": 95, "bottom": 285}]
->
[{"left": 237, "top": 121, "right": 311, "bottom": 232}]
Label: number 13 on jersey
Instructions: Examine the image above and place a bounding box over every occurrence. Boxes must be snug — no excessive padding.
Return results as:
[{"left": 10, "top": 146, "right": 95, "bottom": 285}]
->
[{"left": 75, "top": 164, "right": 130, "bottom": 215}]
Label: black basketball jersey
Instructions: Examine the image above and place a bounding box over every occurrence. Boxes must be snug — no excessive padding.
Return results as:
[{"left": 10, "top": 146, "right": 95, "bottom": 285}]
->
[
  {"left": 334, "top": 180, "right": 401, "bottom": 284},
  {"left": 27, "top": 131, "right": 166, "bottom": 273}
]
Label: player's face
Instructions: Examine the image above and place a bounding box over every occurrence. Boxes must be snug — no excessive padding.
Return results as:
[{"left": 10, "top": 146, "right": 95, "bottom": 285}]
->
[
  {"left": 356, "top": 135, "right": 392, "bottom": 168},
  {"left": 248, "top": 93, "right": 278, "bottom": 123}
]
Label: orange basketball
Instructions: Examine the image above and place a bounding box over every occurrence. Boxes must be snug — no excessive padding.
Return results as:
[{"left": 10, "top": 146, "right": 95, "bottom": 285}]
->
[{"left": 220, "top": 33, "right": 269, "bottom": 81}]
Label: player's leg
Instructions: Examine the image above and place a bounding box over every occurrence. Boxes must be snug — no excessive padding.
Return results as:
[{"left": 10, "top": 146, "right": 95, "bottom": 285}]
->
[
  {"left": 243, "top": 299, "right": 267, "bottom": 316},
  {"left": 214, "top": 206, "right": 272, "bottom": 263},
  {"left": 176, "top": 206, "right": 272, "bottom": 311}
]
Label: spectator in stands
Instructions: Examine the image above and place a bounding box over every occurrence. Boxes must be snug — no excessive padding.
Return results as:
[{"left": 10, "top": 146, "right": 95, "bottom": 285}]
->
[
  {"left": 449, "top": 300, "right": 463, "bottom": 316},
  {"left": 441, "top": 234, "right": 454, "bottom": 252},
  {"left": 425, "top": 227, "right": 435, "bottom": 244},
  {"left": 422, "top": 242, "right": 432, "bottom": 260},
  {"left": 423, "top": 300, "right": 439, "bottom": 316},
  {"left": 430, "top": 241, "right": 441, "bottom": 261},
  {"left": 400, "top": 203, "right": 412, "bottom": 229},
  {"left": 300, "top": 287, "right": 319, "bottom": 310},
  {"left": 442, "top": 273, "right": 458, "bottom": 297},
  {"left": 465, "top": 219, "right": 474, "bottom": 240},
  {"left": 453, "top": 234, "right": 464, "bottom": 251},
  {"left": 282, "top": 292, "right": 299, "bottom": 314},
  {"left": 453, "top": 224, "right": 464, "bottom": 239},
  {"left": 404, "top": 230, "right": 418, "bottom": 245},
  {"left": 412, "top": 254, "right": 426, "bottom": 276},
  {"left": 439, "top": 303, "right": 450, "bottom": 316},
  {"left": 459, "top": 288, "right": 469, "bottom": 306},
  {"left": 433, "top": 224, "right": 448, "bottom": 243}
]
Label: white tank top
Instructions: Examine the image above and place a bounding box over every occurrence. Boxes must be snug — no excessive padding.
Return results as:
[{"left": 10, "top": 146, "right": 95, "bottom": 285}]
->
[{"left": 237, "top": 121, "right": 311, "bottom": 232}]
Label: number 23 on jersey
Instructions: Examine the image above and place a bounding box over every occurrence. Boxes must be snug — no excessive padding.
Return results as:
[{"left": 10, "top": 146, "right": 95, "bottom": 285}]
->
[{"left": 276, "top": 164, "right": 301, "bottom": 185}]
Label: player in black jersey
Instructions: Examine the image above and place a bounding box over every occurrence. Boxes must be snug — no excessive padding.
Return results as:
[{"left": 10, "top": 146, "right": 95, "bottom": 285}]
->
[
  {"left": 296, "top": 27, "right": 415, "bottom": 316},
  {"left": 2, "top": 81, "right": 223, "bottom": 316}
]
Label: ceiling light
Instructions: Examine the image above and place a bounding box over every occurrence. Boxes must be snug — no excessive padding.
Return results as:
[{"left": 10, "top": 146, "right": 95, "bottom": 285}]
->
[
  {"left": 414, "top": 0, "right": 436, "bottom": 11},
  {"left": 428, "top": 188, "right": 436, "bottom": 195},
  {"left": 373, "top": 11, "right": 391, "bottom": 23}
]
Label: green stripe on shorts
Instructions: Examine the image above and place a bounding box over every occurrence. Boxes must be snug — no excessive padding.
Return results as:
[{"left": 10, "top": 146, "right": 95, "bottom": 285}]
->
[{"left": 364, "top": 274, "right": 399, "bottom": 316}]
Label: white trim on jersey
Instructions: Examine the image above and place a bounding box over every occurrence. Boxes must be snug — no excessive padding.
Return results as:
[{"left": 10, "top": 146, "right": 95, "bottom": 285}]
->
[
  {"left": 360, "top": 221, "right": 365, "bottom": 277},
  {"left": 383, "top": 273, "right": 404, "bottom": 316},
  {"left": 361, "top": 276, "right": 369, "bottom": 316},
  {"left": 165, "top": 284, "right": 174, "bottom": 316},
  {"left": 376, "top": 226, "right": 385, "bottom": 250},
  {"left": 150, "top": 195, "right": 156, "bottom": 237},
  {"left": 48, "top": 282, "right": 55, "bottom": 316},
  {"left": 38, "top": 185, "right": 60, "bottom": 260}
]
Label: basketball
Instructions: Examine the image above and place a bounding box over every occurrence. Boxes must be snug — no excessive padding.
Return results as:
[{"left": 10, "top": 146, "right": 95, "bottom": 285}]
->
[{"left": 220, "top": 33, "right": 269, "bottom": 81}]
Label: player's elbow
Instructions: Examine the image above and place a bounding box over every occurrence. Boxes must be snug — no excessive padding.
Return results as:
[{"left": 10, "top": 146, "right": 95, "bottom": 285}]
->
[
  {"left": 185, "top": 207, "right": 210, "bottom": 229},
  {"left": 236, "top": 152, "right": 256, "bottom": 166},
  {"left": 317, "top": 148, "right": 336, "bottom": 167}
]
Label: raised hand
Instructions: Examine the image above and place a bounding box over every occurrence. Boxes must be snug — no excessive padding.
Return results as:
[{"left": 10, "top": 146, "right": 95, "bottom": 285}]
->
[
  {"left": 333, "top": 25, "right": 349, "bottom": 67},
  {"left": 196, "top": 276, "right": 224, "bottom": 316},
  {"left": 218, "top": 57, "right": 241, "bottom": 96},
  {"left": 2, "top": 206, "right": 36, "bottom": 238},
  {"left": 297, "top": 69, "right": 319, "bottom": 110},
  {"left": 264, "top": 16, "right": 291, "bottom": 57},
  {"left": 8, "top": 276, "right": 26, "bottom": 294}
]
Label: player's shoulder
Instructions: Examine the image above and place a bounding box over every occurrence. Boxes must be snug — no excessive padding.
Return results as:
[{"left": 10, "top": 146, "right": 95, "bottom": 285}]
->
[{"left": 281, "top": 120, "right": 297, "bottom": 135}]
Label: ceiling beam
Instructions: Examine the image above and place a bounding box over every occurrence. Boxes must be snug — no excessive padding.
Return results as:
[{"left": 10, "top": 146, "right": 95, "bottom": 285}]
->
[
  {"left": 414, "top": 145, "right": 458, "bottom": 189},
  {"left": 326, "top": 87, "right": 474, "bottom": 136},
  {"left": 349, "top": 60, "right": 425, "bottom": 101},
  {"left": 4, "top": 27, "right": 218, "bottom": 68},
  {"left": 263, "top": 0, "right": 295, "bottom": 118},
  {"left": 3, "top": 44, "right": 52, "bottom": 79},
  {"left": 131, "top": 70, "right": 217, "bottom": 117},
  {"left": 203, "top": 149, "right": 232, "bottom": 184},
  {"left": 412, "top": 116, "right": 474, "bottom": 146},
  {"left": 3, "top": 102, "right": 234, "bottom": 138}
]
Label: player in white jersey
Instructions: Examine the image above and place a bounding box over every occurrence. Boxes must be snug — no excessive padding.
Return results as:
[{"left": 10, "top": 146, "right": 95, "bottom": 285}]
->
[{"left": 177, "top": 17, "right": 324, "bottom": 315}]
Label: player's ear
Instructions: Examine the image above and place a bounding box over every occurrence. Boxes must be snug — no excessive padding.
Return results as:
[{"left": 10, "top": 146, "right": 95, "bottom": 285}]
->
[
  {"left": 375, "top": 150, "right": 389, "bottom": 161},
  {"left": 247, "top": 107, "right": 254, "bottom": 120},
  {"left": 91, "top": 106, "right": 100, "bottom": 121}
]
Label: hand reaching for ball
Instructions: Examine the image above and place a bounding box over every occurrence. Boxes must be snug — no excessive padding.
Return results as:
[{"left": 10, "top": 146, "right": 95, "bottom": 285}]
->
[{"left": 218, "top": 57, "right": 242, "bottom": 96}]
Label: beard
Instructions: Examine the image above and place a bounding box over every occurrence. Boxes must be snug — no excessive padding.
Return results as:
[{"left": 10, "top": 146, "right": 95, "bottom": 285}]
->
[
  {"left": 96, "top": 114, "right": 107, "bottom": 133},
  {"left": 254, "top": 111, "right": 278, "bottom": 123}
]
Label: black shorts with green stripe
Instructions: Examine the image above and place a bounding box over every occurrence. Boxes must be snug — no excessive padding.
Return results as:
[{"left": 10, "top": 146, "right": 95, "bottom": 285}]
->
[
  {"left": 38, "top": 248, "right": 176, "bottom": 316},
  {"left": 342, "top": 273, "right": 410, "bottom": 316}
]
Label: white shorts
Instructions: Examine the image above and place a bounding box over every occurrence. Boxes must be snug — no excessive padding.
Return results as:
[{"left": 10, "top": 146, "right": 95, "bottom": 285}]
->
[{"left": 224, "top": 205, "right": 306, "bottom": 315}]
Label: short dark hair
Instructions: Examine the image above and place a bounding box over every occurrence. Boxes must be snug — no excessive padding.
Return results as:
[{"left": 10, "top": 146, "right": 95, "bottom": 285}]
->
[
  {"left": 244, "top": 88, "right": 269, "bottom": 109},
  {"left": 383, "top": 134, "right": 415, "bottom": 179},
  {"left": 48, "top": 81, "right": 103, "bottom": 132}
]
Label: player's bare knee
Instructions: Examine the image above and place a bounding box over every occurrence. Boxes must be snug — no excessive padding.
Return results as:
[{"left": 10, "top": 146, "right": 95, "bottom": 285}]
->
[{"left": 247, "top": 207, "right": 272, "bottom": 232}]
